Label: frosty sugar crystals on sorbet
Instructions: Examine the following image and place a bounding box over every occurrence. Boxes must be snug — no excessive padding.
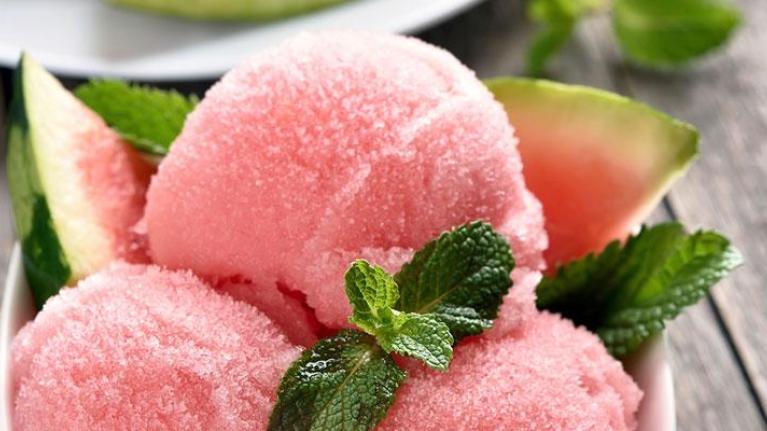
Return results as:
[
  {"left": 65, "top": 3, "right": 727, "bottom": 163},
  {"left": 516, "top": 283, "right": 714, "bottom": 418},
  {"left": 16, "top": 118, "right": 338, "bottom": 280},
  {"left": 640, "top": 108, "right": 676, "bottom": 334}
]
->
[
  {"left": 11, "top": 263, "right": 301, "bottom": 431},
  {"left": 379, "top": 311, "right": 642, "bottom": 431},
  {"left": 217, "top": 279, "right": 320, "bottom": 347},
  {"left": 146, "top": 31, "right": 547, "bottom": 329}
]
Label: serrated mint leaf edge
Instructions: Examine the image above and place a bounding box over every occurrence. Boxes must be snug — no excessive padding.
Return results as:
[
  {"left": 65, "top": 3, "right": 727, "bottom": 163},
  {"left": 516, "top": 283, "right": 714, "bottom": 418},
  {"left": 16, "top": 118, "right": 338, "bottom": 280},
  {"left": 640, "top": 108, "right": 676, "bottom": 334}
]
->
[
  {"left": 536, "top": 223, "right": 743, "bottom": 357},
  {"left": 74, "top": 79, "right": 198, "bottom": 155},
  {"left": 345, "top": 259, "right": 401, "bottom": 337},
  {"left": 344, "top": 260, "right": 455, "bottom": 370},
  {"left": 378, "top": 313, "right": 454, "bottom": 371},
  {"left": 345, "top": 260, "right": 399, "bottom": 321},
  {"left": 268, "top": 330, "right": 406, "bottom": 431},
  {"left": 599, "top": 231, "right": 743, "bottom": 356},
  {"left": 393, "top": 221, "right": 515, "bottom": 339}
]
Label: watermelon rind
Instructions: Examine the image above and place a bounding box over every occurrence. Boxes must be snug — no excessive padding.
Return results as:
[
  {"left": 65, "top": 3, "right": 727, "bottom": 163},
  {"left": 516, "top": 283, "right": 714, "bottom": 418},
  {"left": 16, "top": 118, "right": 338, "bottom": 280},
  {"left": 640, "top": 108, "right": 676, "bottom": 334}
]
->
[
  {"left": 107, "top": 0, "right": 349, "bottom": 21},
  {"left": 6, "top": 55, "right": 117, "bottom": 308},
  {"left": 486, "top": 77, "right": 698, "bottom": 267}
]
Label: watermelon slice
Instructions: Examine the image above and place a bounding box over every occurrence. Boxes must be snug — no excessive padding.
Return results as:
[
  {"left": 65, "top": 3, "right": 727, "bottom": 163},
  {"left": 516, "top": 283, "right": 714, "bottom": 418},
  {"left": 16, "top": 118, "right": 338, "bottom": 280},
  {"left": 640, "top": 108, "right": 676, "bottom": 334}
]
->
[
  {"left": 107, "top": 0, "right": 348, "bottom": 21},
  {"left": 6, "top": 55, "right": 153, "bottom": 307},
  {"left": 486, "top": 78, "right": 698, "bottom": 268}
]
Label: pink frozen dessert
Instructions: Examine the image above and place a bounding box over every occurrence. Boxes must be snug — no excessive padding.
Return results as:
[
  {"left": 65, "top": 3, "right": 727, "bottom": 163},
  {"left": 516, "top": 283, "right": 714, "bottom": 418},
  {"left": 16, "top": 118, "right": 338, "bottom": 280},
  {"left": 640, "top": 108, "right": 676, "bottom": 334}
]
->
[
  {"left": 11, "top": 263, "right": 300, "bottom": 431},
  {"left": 381, "top": 311, "right": 642, "bottom": 431},
  {"left": 145, "top": 31, "right": 547, "bottom": 330},
  {"left": 111, "top": 30, "right": 641, "bottom": 430},
  {"left": 216, "top": 278, "right": 321, "bottom": 347}
]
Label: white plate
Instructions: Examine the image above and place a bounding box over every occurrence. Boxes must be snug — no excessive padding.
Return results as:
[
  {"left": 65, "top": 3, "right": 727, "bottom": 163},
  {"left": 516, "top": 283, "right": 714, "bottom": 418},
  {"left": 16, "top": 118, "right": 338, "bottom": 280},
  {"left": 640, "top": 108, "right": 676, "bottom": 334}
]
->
[
  {"left": 0, "top": 243, "right": 675, "bottom": 430},
  {"left": 0, "top": 0, "right": 485, "bottom": 81}
]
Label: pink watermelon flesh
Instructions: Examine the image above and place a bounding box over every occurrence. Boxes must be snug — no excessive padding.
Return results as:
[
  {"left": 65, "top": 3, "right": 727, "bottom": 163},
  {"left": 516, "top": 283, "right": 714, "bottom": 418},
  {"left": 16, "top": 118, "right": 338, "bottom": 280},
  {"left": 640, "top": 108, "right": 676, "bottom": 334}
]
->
[
  {"left": 379, "top": 311, "right": 642, "bottom": 431},
  {"left": 76, "top": 116, "right": 155, "bottom": 262},
  {"left": 146, "top": 31, "right": 548, "bottom": 329},
  {"left": 8, "top": 53, "right": 155, "bottom": 303},
  {"left": 11, "top": 263, "right": 301, "bottom": 431},
  {"left": 523, "top": 142, "right": 647, "bottom": 267},
  {"left": 487, "top": 78, "right": 697, "bottom": 268}
]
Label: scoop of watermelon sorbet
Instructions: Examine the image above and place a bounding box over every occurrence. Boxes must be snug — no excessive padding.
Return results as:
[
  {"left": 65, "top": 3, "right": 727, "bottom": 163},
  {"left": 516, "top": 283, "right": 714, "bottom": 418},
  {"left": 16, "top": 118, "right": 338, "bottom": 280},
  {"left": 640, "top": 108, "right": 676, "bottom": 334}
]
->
[
  {"left": 217, "top": 278, "right": 322, "bottom": 347},
  {"left": 146, "top": 31, "right": 547, "bottom": 329},
  {"left": 11, "top": 263, "right": 301, "bottom": 431},
  {"left": 379, "top": 311, "right": 642, "bottom": 431}
]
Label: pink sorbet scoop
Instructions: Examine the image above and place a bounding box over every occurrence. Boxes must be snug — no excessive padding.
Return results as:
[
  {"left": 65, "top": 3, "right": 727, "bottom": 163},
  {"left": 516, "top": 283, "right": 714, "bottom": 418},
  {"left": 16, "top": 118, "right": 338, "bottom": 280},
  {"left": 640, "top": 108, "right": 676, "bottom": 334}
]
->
[
  {"left": 146, "top": 31, "right": 547, "bottom": 329},
  {"left": 11, "top": 263, "right": 300, "bottom": 431},
  {"left": 379, "top": 311, "right": 643, "bottom": 431}
]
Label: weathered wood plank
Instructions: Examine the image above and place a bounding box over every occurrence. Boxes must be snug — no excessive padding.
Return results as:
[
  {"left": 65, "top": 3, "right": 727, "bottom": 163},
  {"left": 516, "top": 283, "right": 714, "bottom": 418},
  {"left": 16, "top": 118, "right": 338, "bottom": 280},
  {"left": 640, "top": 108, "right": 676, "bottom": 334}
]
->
[
  {"left": 606, "top": 0, "right": 767, "bottom": 420},
  {"left": 423, "top": 1, "right": 767, "bottom": 428},
  {"left": 0, "top": 1, "right": 762, "bottom": 428},
  {"left": 651, "top": 206, "right": 766, "bottom": 431}
]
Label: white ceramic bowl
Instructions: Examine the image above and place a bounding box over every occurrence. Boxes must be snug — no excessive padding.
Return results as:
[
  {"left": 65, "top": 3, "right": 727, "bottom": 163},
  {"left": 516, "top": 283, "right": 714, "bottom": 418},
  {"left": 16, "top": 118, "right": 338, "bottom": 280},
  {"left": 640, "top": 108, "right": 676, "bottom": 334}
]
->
[
  {"left": 0, "top": 244, "right": 676, "bottom": 430},
  {"left": 0, "top": 0, "right": 484, "bottom": 81}
]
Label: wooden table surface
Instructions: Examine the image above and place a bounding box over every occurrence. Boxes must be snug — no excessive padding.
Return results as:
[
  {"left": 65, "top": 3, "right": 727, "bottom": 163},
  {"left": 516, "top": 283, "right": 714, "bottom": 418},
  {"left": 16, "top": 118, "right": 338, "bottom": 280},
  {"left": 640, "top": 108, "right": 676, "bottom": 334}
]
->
[{"left": 1, "top": 0, "right": 765, "bottom": 429}]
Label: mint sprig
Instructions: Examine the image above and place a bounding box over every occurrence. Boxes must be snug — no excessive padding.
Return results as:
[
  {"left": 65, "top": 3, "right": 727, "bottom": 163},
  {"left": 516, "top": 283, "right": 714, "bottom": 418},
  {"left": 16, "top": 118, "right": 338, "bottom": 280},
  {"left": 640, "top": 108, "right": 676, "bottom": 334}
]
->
[
  {"left": 346, "top": 260, "right": 454, "bottom": 370},
  {"left": 75, "top": 80, "right": 197, "bottom": 155},
  {"left": 526, "top": 21, "right": 576, "bottom": 77},
  {"left": 537, "top": 222, "right": 743, "bottom": 357},
  {"left": 268, "top": 330, "right": 405, "bottom": 431},
  {"left": 525, "top": 0, "right": 606, "bottom": 76},
  {"left": 613, "top": 0, "right": 741, "bottom": 67},
  {"left": 269, "top": 222, "right": 514, "bottom": 430},
  {"left": 376, "top": 313, "right": 453, "bottom": 370},
  {"left": 394, "top": 221, "right": 515, "bottom": 339},
  {"left": 525, "top": 0, "right": 740, "bottom": 75},
  {"left": 345, "top": 260, "right": 401, "bottom": 335}
]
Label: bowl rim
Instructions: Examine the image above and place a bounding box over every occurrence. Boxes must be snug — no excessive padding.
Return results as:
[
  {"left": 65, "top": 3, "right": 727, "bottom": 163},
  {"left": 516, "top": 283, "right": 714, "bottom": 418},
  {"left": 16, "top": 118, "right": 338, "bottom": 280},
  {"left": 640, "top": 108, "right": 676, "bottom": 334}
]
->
[
  {"left": 0, "top": 243, "right": 676, "bottom": 430},
  {"left": 0, "top": 0, "right": 486, "bottom": 81}
]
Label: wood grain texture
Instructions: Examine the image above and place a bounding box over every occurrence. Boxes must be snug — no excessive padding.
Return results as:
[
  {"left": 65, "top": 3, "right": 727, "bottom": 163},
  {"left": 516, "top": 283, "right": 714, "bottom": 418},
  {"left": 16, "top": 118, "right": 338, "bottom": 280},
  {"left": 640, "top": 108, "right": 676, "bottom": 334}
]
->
[
  {"left": 0, "top": 0, "right": 764, "bottom": 429},
  {"left": 614, "top": 0, "right": 767, "bottom": 421},
  {"left": 655, "top": 206, "right": 766, "bottom": 431},
  {"left": 421, "top": 1, "right": 767, "bottom": 428}
]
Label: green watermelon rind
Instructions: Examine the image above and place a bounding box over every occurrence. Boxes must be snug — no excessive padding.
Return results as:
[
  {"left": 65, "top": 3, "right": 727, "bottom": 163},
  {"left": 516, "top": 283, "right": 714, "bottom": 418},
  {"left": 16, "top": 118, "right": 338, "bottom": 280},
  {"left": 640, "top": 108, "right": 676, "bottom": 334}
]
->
[
  {"left": 107, "top": 0, "right": 349, "bottom": 21},
  {"left": 485, "top": 77, "right": 698, "bottom": 207},
  {"left": 7, "top": 55, "right": 133, "bottom": 308},
  {"left": 6, "top": 55, "right": 72, "bottom": 309}
]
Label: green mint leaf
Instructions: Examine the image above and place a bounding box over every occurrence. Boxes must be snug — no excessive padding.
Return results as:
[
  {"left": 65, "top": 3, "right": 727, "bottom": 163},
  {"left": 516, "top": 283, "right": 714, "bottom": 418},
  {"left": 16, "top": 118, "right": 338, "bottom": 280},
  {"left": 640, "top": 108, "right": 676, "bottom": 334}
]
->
[
  {"left": 537, "top": 222, "right": 743, "bottom": 357},
  {"left": 74, "top": 80, "right": 197, "bottom": 155},
  {"left": 528, "top": 0, "right": 605, "bottom": 22},
  {"left": 345, "top": 260, "right": 400, "bottom": 335},
  {"left": 613, "top": 0, "right": 741, "bottom": 67},
  {"left": 525, "top": 0, "right": 607, "bottom": 76},
  {"left": 377, "top": 313, "right": 454, "bottom": 370},
  {"left": 526, "top": 21, "right": 576, "bottom": 77},
  {"left": 394, "top": 221, "right": 515, "bottom": 339},
  {"left": 269, "top": 330, "right": 405, "bottom": 431},
  {"left": 345, "top": 260, "right": 454, "bottom": 369}
]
